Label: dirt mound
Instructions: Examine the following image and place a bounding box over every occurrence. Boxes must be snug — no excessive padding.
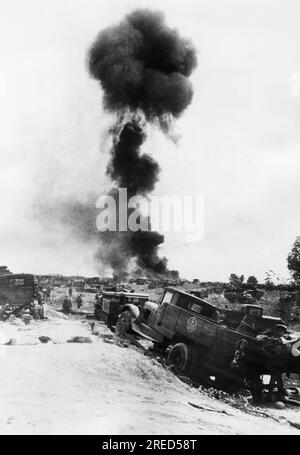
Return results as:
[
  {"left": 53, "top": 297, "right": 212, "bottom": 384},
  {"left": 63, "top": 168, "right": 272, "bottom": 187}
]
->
[{"left": 44, "top": 307, "right": 68, "bottom": 320}]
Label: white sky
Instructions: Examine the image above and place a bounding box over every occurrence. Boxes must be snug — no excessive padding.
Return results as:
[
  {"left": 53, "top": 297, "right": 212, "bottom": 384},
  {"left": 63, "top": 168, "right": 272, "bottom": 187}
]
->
[{"left": 0, "top": 0, "right": 300, "bottom": 281}]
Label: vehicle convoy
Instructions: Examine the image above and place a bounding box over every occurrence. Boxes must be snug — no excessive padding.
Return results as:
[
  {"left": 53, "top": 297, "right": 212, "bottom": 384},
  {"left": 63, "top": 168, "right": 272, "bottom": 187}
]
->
[
  {"left": 99, "top": 291, "right": 150, "bottom": 330},
  {"left": 0, "top": 274, "right": 36, "bottom": 320},
  {"left": 115, "top": 287, "right": 300, "bottom": 401}
]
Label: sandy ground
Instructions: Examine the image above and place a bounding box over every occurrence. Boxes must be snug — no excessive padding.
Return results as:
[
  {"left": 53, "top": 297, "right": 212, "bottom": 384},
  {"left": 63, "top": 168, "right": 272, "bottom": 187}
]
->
[{"left": 0, "top": 307, "right": 300, "bottom": 435}]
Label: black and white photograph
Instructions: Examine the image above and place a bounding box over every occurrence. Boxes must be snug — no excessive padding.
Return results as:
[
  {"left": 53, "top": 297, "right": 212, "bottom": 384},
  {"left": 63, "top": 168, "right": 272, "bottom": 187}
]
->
[{"left": 1, "top": 0, "right": 300, "bottom": 437}]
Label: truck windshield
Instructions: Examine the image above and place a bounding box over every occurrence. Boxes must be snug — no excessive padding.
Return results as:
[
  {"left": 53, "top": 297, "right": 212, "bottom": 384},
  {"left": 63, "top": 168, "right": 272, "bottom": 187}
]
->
[
  {"left": 161, "top": 291, "right": 174, "bottom": 304},
  {"left": 247, "top": 308, "right": 262, "bottom": 317},
  {"left": 126, "top": 296, "right": 148, "bottom": 304}
]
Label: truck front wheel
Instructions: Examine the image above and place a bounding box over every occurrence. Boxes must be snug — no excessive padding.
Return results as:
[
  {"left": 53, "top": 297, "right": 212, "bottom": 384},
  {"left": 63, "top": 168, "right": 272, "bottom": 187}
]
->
[{"left": 167, "top": 343, "right": 193, "bottom": 375}]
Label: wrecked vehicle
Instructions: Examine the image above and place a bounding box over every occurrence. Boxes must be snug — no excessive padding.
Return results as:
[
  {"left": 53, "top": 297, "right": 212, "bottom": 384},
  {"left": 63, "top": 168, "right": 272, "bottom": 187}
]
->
[
  {"left": 115, "top": 287, "right": 300, "bottom": 401},
  {"left": 101, "top": 291, "right": 150, "bottom": 330},
  {"left": 0, "top": 274, "right": 36, "bottom": 320},
  {"left": 190, "top": 289, "right": 209, "bottom": 299},
  {"left": 224, "top": 287, "right": 264, "bottom": 304}
]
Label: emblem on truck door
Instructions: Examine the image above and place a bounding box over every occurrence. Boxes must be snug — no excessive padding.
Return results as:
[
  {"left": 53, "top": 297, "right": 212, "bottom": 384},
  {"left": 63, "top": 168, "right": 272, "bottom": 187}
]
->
[{"left": 186, "top": 317, "right": 197, "bottom": 333}]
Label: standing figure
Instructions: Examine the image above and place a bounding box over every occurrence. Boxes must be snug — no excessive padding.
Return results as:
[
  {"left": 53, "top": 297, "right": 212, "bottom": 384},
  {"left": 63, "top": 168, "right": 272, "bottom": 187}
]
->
[
  {"left": 32, "top": 297, "right": 40, "bottom": 320},
  {"left": 76, "top": 294, "right": 83, "bottom": 310},
  {"left": 37, "top": 288, "right": 44, "bottom": 304},
  {"left": 62, "top": 296, "right": 72, "bottom": 316},
  {"left": 45, "top": 286, "right": 51, "bottom": 303},
  {"left": 94, "top": 292, "right": 103, "bottom": 320},
  {"left": 39, "top": 300, "right": 45, "bottom": 319}
]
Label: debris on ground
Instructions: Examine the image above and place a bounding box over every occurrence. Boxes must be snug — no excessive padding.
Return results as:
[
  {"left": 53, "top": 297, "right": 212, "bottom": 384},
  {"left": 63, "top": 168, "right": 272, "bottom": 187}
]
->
[{"left": 67, "top": 336, "right": 92, "bottom": 344}]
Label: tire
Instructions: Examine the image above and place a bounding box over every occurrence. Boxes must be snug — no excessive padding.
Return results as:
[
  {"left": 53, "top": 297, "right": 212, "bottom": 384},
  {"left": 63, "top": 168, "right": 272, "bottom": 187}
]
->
[
  {"left": 167, "top": 343, "right": 193, "bottom": 375},
  {"left": 115, "top": 310, "right": 132, "bottom": 338}
]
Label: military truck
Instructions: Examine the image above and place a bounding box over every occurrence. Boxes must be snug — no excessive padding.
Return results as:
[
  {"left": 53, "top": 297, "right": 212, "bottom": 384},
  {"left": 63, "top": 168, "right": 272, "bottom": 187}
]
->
[
  {"left": 115, "top": 287, "right": 300, "bottom": 400},
  {"left": 101, "top": 291, "right": 150, "bottom": 330},
  {"left": 0, "top": 274, "right": 36, "bottom": 320},
  {"left": 224, "top": 286, "right": 264, "bottom": 304}
]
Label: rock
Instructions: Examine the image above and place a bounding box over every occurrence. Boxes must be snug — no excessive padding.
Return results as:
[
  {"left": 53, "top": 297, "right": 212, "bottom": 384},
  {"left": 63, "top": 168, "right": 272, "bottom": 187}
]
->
[
  {"left": 39, "top": 336, "right": 52, "bottom": 344},
  {"left": 67, "top": 336, "right": 92, "bottom": 344},
  {"left": 275, "top": 401, "right": 285, "bottom": 409},
  {"left": 6, "top": 338, "right": 18, "bottom": 346}
]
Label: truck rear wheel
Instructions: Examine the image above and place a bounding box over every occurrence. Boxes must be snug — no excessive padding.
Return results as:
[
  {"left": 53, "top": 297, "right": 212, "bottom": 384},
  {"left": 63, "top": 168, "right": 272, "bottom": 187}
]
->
[
  {"left": 167, "top": 343, "right": 193, "bottom": 375},
  {"left": 115, "top": 310, "right": 131, "bottom": 338}
]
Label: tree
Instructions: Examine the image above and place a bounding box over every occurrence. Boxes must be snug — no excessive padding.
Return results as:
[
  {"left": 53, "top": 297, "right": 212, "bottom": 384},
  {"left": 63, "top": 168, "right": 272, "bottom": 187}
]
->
[
  {"left": 229, "top": 274, "right": 244, "bottom": 287},
  {"left": 287, "top": 237, "right": 300, "bottom": 283},
  {"left": 265, "top": 270, "right": 275, "bottom": 288},
  {"left": 247, "top": 276, "right": 258, "bottom": 287}
]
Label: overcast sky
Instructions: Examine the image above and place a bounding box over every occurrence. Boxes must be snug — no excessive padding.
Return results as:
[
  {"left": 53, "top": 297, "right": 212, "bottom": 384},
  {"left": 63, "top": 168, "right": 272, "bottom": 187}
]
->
[{"left": 0, "top": 0, "right": 300, "bottom": 281}]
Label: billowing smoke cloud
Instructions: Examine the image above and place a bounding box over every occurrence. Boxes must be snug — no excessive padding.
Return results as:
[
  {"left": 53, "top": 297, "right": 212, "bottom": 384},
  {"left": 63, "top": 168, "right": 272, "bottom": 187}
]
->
[
  {"left": 88, "top": 8, "right": 197, "bottom": 277},
  {"left": 89, "top": 9, "right": 197, "bottom": 124}
]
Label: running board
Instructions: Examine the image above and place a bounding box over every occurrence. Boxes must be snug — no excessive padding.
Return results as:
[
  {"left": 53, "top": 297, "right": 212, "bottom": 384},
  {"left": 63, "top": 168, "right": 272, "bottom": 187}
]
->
[{"left": 132, "top": 321, "right": 163, "bottom": 343}]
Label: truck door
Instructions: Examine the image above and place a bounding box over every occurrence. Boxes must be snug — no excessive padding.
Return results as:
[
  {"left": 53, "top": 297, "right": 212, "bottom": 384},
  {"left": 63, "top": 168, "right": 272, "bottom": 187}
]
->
[
  {"left": 211, "top": 326, "right": 235, "bottom": 367},
  {"left": 155, "top": 291, "right": 180, "bottom": 338}
]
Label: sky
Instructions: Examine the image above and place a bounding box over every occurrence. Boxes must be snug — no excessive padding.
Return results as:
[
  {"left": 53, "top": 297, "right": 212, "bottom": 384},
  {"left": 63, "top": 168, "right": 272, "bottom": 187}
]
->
[{"left": 0, "top": 0, "right": 300, "bottom": 281}]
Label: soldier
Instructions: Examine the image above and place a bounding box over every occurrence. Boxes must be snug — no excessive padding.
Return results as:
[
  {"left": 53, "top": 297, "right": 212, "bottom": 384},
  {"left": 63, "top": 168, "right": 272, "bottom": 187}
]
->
[
  {"left": 95, "top": 291, "right": 103, "bottom": 305},
  {"left": 46, "top": 286, "right": 51, "bottom": 302},
  {"left": 37, "top": 288, "right": 44, "bottom": 304},
  {"left": 39, "top": 300, "right": 45, "bottom": 319},
  {"left": 62, "top": 296, "right": 72, "bottom": 316},
  {"left": 32, "top": 297, "right": 40, "bottom": 320},
  {"left": 76, "top": 293, "right": 83, "bottom": 310},
  {"left": 231, "top": 339, "right": 264, "bottom": 403},
  {"left": 94, "top": 292, "right": 103, "bottom": 320},
  {"left": 258, "top": 324, "right": 291, "bottom": 400}
]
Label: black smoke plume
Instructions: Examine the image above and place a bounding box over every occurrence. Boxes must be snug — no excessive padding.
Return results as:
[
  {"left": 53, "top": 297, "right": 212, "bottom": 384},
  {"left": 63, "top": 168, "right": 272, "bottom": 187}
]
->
[
  {"left": 107, "top": 121, "right": 159, "bottom": 197},
  {"left": 89, "top": 9, "right": 197, "bottom": 124},
  {"left": 88, "top": 8, "right": 197, "bottom": 277}
]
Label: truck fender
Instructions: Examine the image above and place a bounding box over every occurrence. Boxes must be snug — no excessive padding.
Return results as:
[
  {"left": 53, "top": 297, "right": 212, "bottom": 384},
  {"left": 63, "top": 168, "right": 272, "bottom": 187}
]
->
[
  {"left": 292, "top": 338, "right": 300, "bottom": 357},
  {"left": 121, "top": 304, "right": 140, "bottom": 321}
]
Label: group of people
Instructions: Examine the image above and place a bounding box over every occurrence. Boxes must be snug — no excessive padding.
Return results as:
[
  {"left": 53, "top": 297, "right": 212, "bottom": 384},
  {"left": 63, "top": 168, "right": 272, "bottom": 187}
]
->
[
  {"left": 29, "top": 286, "right": 85, "bottom": 318},
  {"left": 30, "top": 288, "right": 46, "bottom": 320},
  {"left": 62, "top": 289, "right": 84, "bottom": 316},
  {"left": 231, "top": 323, "right": 299, "bottom": 402}
]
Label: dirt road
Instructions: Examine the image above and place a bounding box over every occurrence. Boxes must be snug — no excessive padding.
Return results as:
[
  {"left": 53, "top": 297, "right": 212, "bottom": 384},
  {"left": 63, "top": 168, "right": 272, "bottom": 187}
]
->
[{"left": 0, "top": 312, "right": 299, "bottom": 435}]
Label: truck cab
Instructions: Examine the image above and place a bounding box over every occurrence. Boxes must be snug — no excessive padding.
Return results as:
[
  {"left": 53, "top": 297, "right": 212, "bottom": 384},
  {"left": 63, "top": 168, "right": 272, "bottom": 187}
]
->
[
  {"left": 223, "top": 304, "right": 285, "bottom": 336},
  {"left": 117, "top": 287, "right": 220, "bottom": 344}
]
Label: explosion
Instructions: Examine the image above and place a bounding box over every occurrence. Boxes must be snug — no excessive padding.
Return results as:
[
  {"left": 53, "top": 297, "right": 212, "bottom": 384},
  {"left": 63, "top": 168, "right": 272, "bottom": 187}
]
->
[{"left": 88, "top": 8, "right": 197, "bottom": 277}]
